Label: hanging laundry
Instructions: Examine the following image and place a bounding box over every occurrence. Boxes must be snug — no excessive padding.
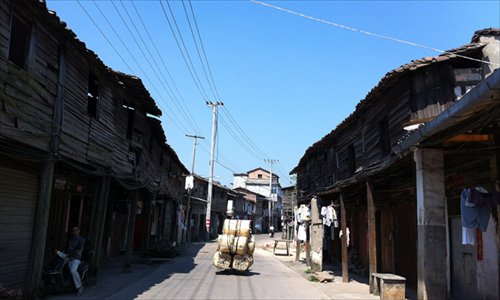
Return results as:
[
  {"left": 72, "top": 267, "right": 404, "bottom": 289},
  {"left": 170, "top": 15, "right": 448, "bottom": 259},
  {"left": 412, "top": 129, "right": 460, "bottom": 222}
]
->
[
  {"left": 461, "top": 226, "right": 475, "bottom": 245},
  {"left": 298, "top": 204, "right": 310, "bottom": 222},
  {"left": 327, "top": 206, "right": 336, "bottom": 227},
  {"left": 470, "top": 188, "right": 500, "bottom": 208},
  {"left": 461, "top": 187, "right": 492, "bottom": 232},
  {"left": 298, "top": 224, "right": 307, "bottom": 242},
  {"left": 321, "top": 206, "right": 328, "bottom": 225}
]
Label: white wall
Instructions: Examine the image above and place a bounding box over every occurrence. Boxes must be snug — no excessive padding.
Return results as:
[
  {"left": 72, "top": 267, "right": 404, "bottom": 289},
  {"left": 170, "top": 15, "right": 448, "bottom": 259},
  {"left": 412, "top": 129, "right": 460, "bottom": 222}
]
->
[{"left": 233, "top": 175, "right": 247, "bottom": 189}]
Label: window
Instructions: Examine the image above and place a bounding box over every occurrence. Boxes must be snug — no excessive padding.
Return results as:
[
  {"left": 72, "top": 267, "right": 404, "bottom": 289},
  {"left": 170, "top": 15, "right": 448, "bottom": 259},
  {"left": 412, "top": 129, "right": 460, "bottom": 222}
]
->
[
  {"left": 123, "top": 102, "right": 135, "bottom": 139},
  {"left": 257, "top": 174, "right": 262, "bottom": 179},
  {"left": 347, "top": 144, "right": 355, "bottom": 175},
  {"left": 379, "top": 119, "right": 391, "bottom": 155},
  {"left": 87, "top": 72, "right": 99, "bottom": 117},
  {"left": 8, "top": 15, "right": 31, "bottom": 68}
]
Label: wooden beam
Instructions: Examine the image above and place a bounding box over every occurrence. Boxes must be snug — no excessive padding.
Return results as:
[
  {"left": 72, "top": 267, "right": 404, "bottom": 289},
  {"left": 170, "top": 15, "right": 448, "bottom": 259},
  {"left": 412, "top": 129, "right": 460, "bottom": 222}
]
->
[
  {"left": 340, "top": 192, "right": 349, "bottom": 283},
  {"left": 25, "top": 161, "right": 55, "bottom": 298},
  {"left": 445, "top": 134, "right": 493, "bottom": 143},
  {"left": 367, "top": 180, "right": 377, "bottom": 292},
  {"left": 90, "top": 176, "right": 111, "bottom": 275}
]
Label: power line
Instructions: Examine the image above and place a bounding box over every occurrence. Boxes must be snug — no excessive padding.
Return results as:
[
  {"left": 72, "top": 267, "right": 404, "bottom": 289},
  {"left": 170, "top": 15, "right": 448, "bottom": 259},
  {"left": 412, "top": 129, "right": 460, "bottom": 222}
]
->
[
  {"left": 78, "top": 1, "right": 249, "bottom": 183},
  {"left": 186, "top": 0, "right": 221, "bottom": 100},
  {"left": 156, "top": 0, "right": 279, "bottom": 178},
  {"left": 113, "top": 0, "right": 202, "bottom": 135},
  {"left": 129, "top": 0, "right": 202, "bottom": 135},
  {"left": 77, "top": 1, "right": 192, "bottom": 138},
  {"left": 221, "top": 106, "right": 269, "bottom": 159},
  {"left": 159, "top": 0, "right": 210, "bottom": 101},
  {"left": 181, "top": 0, "right": 218, "bottom": 100},
  {"left": 77, "top": 1, "right": 133, "bottom": 73},
  {"left": 251, "top": 0, "right": 499, "bottom": 67},
  {"left": 219, "top": 114, "right": 264, "bottom": 161}
]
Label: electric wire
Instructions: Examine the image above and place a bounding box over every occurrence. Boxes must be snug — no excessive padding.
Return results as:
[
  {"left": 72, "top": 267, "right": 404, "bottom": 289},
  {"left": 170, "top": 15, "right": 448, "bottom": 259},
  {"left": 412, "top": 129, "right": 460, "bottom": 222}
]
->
[
  {"left": 158, "top": 0, "right": 210, "bottom": 101},
  {"left": 181, "top": 0, "right": 218, "bottom": 100},
  {"left": 220, "top": 106, "right": 269, "bottom": 159},
  {"left": 91, "top": 0, "right": 194, "bottom": 137},
  {"left": 219, "top": 115, "right": 264, "bottom": 162},
  {"left": 251, "top": 0, "right": 499, "bottom": 67},
  {"left": 186, "top": 0, "right": 221, "bottom": 100},
  {"left": 198, "top": 141, "right": 241, "bottom": 174},
  {"left": 77, "top": 1, "right": 134, "bottom": 73},
  {"left": 78, "top": 0, "right": 193, "bottom": 138},
  {"left": 129, "top": 0, "right": 202, "bottom": 135},
  {"left": 160, "top": 0, "right": 280, "bottom": 180},
  {"left": 112, "top": 0, "right": 201, "bottom": 135}
]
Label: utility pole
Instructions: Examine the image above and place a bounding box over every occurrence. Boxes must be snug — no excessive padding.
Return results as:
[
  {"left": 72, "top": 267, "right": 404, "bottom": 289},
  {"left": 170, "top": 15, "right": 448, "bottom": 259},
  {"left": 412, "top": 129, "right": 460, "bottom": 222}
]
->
[
  {"left": 205, "top": 101, "right": 223, "bottom": 241},
  {"left": 185, "top": 134, "right": 204, "bottom": 243},
  {"left": 265, "top": 159, "right": 277, "bottom": 231}
]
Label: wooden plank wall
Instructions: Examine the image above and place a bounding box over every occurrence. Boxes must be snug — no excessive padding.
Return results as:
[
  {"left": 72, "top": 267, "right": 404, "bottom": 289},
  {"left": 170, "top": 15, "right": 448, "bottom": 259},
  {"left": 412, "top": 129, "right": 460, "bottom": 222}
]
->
[
  {"left": 0, "top": 0, "right": 190, "bottom": 201},
  {"left": 0, "top": 2, "right": 10, "bottom": 58},
  {"left": 0, "top": 1, "right": 57, "bottom": 151},
  {"left": 112, "top": 95, "right": 134, "bottom": 176},
  {"left": 86, "top": 75, "right": 115, "bottom": 166},
  {"left": 59, "top": 43, "right": 90, "bottom": 163}
]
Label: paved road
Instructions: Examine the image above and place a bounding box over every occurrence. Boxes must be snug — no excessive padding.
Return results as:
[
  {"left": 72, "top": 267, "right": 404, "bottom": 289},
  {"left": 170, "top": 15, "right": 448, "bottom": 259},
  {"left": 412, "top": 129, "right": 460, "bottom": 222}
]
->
[
  {"left": 47, "top": 233, "right": 377, "bottom": 299},
  {"left": 109, "top": 240, "right": 332, "bottom": 300}
]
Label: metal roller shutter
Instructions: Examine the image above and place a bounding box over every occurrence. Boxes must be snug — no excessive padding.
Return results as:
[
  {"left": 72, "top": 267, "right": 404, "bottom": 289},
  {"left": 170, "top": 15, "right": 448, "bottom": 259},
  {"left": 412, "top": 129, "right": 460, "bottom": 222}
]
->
[{"left": 0, "top": 166, "right": 38, "bottom": 288}]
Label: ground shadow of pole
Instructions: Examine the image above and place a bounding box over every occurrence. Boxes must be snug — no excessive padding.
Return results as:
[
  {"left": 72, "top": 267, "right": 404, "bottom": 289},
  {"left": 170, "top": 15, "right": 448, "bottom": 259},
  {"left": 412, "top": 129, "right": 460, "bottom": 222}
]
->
[{"left": 215, "top": 269, "right": 261, "bottom": 277}]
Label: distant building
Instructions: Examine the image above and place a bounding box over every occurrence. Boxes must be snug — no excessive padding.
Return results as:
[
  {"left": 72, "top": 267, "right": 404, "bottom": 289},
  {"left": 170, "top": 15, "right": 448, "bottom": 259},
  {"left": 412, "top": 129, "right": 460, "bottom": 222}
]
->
[
  {"left": 233, "top": 187, "right": 266, "bottom": 233},
  {"left": 233, "top": 168, "right": 282, "bottom": 230}
]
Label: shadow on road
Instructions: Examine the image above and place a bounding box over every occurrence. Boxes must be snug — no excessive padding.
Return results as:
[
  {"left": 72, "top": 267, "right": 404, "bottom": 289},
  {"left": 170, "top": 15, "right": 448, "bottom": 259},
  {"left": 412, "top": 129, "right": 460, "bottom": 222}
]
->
[
  {"left": 109, "top": 242, "right": 207, "bottom": 299},
  {"left": 215, "top": 269, "right": 261, "bottom": 276},
  {"left": 47, "top": 243, "right": 207, "bottom": 300}
]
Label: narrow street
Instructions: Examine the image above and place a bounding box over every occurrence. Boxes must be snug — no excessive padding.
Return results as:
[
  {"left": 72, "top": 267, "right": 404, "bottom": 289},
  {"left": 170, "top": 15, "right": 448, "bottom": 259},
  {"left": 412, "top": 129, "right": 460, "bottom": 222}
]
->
[
  {"left": 47, "top": 234, "right": 376, "bottom": 300},
  {"left": 110, "top": 236, "right": 333, "bottom": 300}
]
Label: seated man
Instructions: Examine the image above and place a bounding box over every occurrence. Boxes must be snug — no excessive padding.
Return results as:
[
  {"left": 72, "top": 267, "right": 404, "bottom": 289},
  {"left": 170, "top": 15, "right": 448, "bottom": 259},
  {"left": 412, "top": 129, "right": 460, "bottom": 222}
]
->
[{"left": 56, "top": 226, "right": 85, "bottom": 295}]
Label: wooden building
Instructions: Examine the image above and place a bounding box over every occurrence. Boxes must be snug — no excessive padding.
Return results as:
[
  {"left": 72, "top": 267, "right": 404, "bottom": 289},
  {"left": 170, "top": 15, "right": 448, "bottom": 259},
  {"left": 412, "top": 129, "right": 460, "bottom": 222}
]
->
[
  {"left": 291, "top": 28, "right": 499, "bottom": 299},
  {"left": 232, "top": 187, "right": 263, "bottom": 232},
  {"left": 0, "top": 0, "right": 188, "bottom": 298},
  {"left": 187, "top": 175, "right": 232, "bottom": 241}
]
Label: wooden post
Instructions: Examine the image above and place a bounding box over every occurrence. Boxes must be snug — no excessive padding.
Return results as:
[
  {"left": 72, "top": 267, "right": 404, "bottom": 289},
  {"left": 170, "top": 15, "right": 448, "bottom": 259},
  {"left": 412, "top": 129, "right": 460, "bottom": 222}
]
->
[
  {"left": 414, "top": 148, "right": 446, "bottom": 300},
  {"left": 490, "top": 135, "right": 500, "bottom": 300},
  {"left": 144, "top": 197, "right": 152, "bottom": 258},
  {"left": 340, "top": 192, "right": 349, "bottom": 283},
  {"left": 123, "top": 189, "right": 139, "bottom": 271},
  {"left": 310, "top": 196, "right": 323, "bottom": 271},
  {"left": 295, "top": 239, "right": 300, "bottom": 262},
  {"left": 25, "top": 38, "right": 66, "bottom": 298},
  {"left": 305, "top": 221, "right": 311, "bottom": 266},
  {"left": 367, "top": 180, "right": 377, "bottom": 292},
  {"left": 25, "top": 161, "right": 55, "bottom": 298},
  {"left": 90, "top": 176, "right": 110, "bottom": 274}
]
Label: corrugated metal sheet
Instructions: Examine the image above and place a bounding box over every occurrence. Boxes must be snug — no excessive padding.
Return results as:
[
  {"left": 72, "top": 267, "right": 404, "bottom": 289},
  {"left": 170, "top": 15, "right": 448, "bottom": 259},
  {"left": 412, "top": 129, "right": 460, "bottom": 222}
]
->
[{"left": 0, "top": 166, "right": 38, "bottom": 288}]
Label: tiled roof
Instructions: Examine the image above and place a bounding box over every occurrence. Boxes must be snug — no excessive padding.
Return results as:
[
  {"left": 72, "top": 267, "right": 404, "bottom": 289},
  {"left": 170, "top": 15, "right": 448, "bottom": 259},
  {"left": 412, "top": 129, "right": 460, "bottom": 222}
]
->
[
  {"left": 471, "top": 28, "right": 500, "bottom": 43},
  {"left": 291, "top": 29, "right": 496, "bottom": 174},
  {"left": 39, "top": 1, "right": 162, "bottom": 116}
]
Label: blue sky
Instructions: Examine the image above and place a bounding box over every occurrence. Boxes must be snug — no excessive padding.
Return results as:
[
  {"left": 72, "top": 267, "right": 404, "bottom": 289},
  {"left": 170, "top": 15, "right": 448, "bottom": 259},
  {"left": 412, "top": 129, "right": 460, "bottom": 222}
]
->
[{"left": 45, "top": 0, "right": 499, "bottom": 187}]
